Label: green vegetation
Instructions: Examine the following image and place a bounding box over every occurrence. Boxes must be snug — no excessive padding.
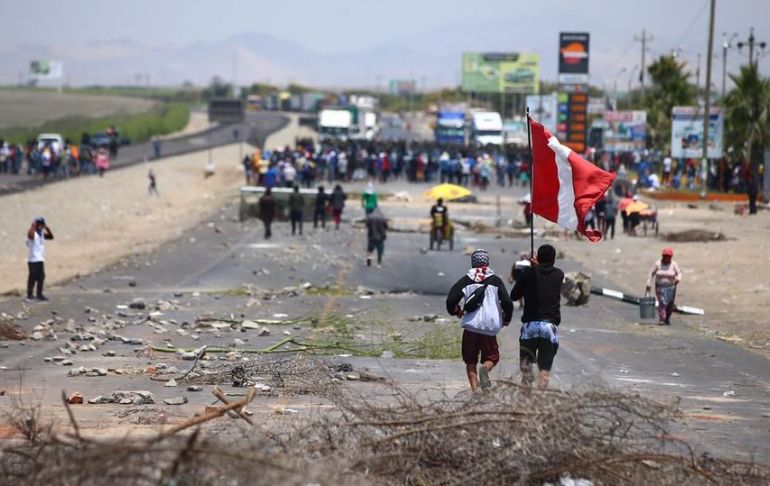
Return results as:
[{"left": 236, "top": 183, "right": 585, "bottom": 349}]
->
[
  {"left": 723, "top": 63, "right": 770, "bottom": 178},
  {"left": 644, "top": 55, "right": 696, "bottom": 153},
  {"left": 0, "top": 85, "right": 204, "bottom": 103},
  {"left": 305, "top": 285, "right": 353, "bottom": 297},
  {"left": 1, "top": 102, "right": 189, "bottom": 145}
]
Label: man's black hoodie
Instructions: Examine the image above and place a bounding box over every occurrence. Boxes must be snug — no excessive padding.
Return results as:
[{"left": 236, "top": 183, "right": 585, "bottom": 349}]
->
[{"left": 511, "top": 263, "right": 564, "bottom": 325}]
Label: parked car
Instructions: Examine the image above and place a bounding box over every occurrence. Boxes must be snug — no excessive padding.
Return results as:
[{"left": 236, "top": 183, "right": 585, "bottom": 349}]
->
[{"left": 89, "top": 132, "right": 131, "bottom": 148}]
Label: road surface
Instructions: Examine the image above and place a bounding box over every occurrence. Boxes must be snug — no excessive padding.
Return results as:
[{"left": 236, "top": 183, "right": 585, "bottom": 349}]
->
[{"left": 0, "top": 182, "right": 768, "bottom": 462}]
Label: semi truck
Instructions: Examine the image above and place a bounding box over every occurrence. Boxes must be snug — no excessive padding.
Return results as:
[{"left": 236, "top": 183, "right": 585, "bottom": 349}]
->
[
  {"left": 434, "top": 111, "right": 466, "bottom": 145},
  {"left": 470, "top": 111, "right": 504, "bottom": 146},
  {"left": 318, "top": 109, "right": 353, "bottom": 141}
]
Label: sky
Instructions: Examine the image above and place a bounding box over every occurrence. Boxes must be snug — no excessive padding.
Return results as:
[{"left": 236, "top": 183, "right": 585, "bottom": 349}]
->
[{"left": 1, "top": 0, "right": 768, "bottom": 88}]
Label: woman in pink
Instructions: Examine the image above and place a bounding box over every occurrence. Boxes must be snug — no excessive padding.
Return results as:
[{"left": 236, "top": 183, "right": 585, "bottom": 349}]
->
[
  {"left": 646, "top": 247, "right": 682, "bottom": 325},
  {"left": 94, "top": 149, "right": 110, "bottom": 177}
]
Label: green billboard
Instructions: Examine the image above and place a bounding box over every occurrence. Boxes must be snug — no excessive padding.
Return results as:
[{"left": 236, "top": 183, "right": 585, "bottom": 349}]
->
[{"left": 461, "top": 52, "right": 540, "bottom": 94}]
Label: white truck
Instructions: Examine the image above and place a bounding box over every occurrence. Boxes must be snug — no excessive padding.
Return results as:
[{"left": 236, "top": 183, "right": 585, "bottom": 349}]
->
[
  {"left": 318, "top": 109, "right": 353, "bottom": 141},
  {"left": 470, "top": 111, "right": 504, "bottom": 146}
]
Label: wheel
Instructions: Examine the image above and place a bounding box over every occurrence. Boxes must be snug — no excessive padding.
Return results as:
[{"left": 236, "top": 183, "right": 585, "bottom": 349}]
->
[
  {"left": 643, "top": 220, "right": 648, "bottom": 236},
  {"left": 429, "top": 231, "right": 435, "bottom": 250},
  {"left": 449, "top": 235, "right": 454, "bottom": 251},
  {"left": 654, "top": 221, "right": 659, "bottom": 238}
]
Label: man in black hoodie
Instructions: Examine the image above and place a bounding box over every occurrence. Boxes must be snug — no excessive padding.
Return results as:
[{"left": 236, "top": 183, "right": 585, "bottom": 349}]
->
[{"left": 511, "top": 244, "right": 564, "bottom": 388}]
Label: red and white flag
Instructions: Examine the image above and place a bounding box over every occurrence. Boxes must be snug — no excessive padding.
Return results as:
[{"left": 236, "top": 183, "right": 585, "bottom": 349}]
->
[{"left": 529, "top": 118, "right": 616, "bottom": 242}]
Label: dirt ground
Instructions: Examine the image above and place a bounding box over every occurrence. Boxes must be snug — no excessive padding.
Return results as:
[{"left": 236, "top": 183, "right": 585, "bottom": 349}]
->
[
  {"left": 0, "top": 90, "right": 157, "bottom": 129},
  {"left": 0, "top": 143, "right": 250, "bottom": 295},
  {"left": 523, "top": 196, "right": 770, "bottom": 358}
]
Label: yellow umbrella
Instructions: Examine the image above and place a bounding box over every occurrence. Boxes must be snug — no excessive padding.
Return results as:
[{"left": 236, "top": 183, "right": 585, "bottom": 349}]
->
[
  {"left": 625, "top": 201, "right": 649, "bottom": 214},
  {"left": 423, "top": 183, "right": 472, "bottom": 201}
]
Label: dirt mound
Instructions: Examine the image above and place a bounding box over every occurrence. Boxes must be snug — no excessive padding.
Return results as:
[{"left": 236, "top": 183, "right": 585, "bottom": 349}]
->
[{"left": 662, "top": 229, "right": 727, "bottom": 242}]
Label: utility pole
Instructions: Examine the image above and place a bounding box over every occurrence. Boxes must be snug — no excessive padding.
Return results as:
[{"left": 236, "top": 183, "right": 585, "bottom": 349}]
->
[
  {"left": 635, "top": 29, "right": 653, "bottom": 102},
  {"left": 701, "top": 0, "right": 716, "bottom": 197},
  {"left": 736, "top": 27, "right": 767, "bottom": 68},
  {"left": 722, "top": 33, "right": 738, "bottom": 99}
]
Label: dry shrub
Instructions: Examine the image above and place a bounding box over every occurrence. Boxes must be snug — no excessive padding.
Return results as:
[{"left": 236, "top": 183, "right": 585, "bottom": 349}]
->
[
  {"left": 0, "top": 320, "right": 26, "bottom": 341},
  {"left": 1, "top": 382, "right": 768, "bottom": 485},
  {"left": 0, "top": 428, "right": 360, "bottom": 486},
  {"left": 304, "top": 381, "right": 770, "bottom": 485}
]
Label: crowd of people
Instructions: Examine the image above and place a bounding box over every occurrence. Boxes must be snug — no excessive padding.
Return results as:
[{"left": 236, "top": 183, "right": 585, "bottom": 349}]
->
[
  {"left": 243, "top": 139, "right": 532, "bottom": 190},
  {"left": 0, "top": 129, "right": 120, "bottom": 180}
]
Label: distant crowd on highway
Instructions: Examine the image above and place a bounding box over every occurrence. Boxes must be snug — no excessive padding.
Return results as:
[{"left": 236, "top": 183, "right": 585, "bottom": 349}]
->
[
  {"left": 242, "top": 139, "right": 534, "bottom": 190},
  {"left": 0, "top": 129, "right": 121, "bottom": 179}
]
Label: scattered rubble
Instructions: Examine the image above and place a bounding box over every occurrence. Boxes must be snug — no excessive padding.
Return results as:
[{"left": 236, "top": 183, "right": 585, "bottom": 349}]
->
[{"left": 562, "top": 272, "right": 591, "bottom": 306}]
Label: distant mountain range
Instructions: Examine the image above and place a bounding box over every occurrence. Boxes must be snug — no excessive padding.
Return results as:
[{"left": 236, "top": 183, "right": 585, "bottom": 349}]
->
[{"left": 0, "top": 15, "right": 720, "bottom": 90}]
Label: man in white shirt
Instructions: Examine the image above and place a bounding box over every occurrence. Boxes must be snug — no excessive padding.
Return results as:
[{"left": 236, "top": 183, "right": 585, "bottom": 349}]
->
[{"left": 26, "top": 217, "right": 54, "bottom": 301}]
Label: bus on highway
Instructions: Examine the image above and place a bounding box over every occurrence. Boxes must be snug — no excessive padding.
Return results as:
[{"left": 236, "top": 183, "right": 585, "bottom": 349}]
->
[{"left": 434, "top": 111, "right": 466, "bottom": 145}]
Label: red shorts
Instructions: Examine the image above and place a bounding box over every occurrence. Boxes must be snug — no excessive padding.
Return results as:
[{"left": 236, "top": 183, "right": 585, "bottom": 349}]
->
[{"left": 461, "top": 330, "right": 500, "bottom": 365}]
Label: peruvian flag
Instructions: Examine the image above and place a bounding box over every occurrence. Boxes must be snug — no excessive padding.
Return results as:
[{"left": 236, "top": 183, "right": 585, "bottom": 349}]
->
[{"left": 529, "top": 118, "right": 616, "bottom": 242}]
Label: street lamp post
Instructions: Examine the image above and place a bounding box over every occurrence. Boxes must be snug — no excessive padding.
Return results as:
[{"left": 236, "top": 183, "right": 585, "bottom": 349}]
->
[
  {"left": 722, "top": 33, "right": 738, "bottom": 99},
  {"left": 613, "top": 67, "right": 626, "bottom": 111},
  {"left": 627, "top": 65, "right": 638, "bottom": 108}
]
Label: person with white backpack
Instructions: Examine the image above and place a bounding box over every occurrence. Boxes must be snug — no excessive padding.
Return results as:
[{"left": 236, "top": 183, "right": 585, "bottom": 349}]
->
[{"left": 446, "top": 249, "right": 513, "bottom": 392}]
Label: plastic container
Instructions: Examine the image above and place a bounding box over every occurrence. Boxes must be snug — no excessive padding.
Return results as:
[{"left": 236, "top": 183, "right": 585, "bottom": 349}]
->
[{"left": 639, "top": 294, "right": 657, "bottom": 320}]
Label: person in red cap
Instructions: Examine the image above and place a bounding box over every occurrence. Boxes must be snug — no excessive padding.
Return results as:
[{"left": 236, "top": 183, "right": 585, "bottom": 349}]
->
[{"left": 646, "top": 248, "right": 682, "bottom": 325}]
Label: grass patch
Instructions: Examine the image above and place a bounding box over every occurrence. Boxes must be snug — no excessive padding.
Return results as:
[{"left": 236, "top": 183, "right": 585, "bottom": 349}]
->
[
  {"left": 305, "top": 285, "right": 352, "bottom": 297},
  {"left": 2, "top": 102, "right": 190, "bottom": 145},
  {"left": 211, "top": 287, "right": 253, "bottom": 297}
]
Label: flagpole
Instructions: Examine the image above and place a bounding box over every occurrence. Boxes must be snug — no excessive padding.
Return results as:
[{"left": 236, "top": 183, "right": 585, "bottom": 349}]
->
[{"left": 525, "top": 106, "right": 534, "bottom": 257}]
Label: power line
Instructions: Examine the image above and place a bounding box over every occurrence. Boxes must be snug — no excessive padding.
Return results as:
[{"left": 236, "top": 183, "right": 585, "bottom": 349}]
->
[
  {"left": 635, "top": 29, "right": 653, "bottom": 102},
  {"left": 671, "top": 0, "right": 710, "bottom": 50}
]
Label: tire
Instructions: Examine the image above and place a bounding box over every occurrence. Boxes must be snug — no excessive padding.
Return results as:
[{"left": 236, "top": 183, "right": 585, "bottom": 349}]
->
[
  {"left": 654, "top": 221, "right": 659, "bottom": 238},
  {"left": 449, "top": 235, "right": 454, "bottom": 251}
]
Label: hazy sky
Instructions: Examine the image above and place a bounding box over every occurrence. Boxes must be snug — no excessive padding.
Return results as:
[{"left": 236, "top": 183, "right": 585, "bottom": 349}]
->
[{"left": 1, "top": 0, "right": 768, "bottom": 86}]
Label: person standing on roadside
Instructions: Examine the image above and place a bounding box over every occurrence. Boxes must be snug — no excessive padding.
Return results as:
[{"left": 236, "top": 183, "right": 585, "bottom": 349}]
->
[
  {"left": 446, "top": 249, "right": 513, "bottom": 393},
  {"left": 313, "top": 185, "right": 328, "bottom": 229},
  {"left": 26, "top": 217, "right": 54, "bottom": 302},
  {"left": 365, "top": 207, "right": 388, "bottom": 267},
  {"left": 511, "top": 244, "right": 564, "bottom": 389},
  {"left": 258, "top": 187, "right": 276, "bottom": 239},
  {"left": 330, "top": 184, "right": 347, "bottom": 230},
  {"left": 361, "top": 182, "right": 378, "bottom": 215},
  {"left": 148, "top": 168, "right": 159, "bottom": 196},
  {"left": 288, "top": 185, "right": 304, "bottom": 236},
  {"left": 646, "top": 247, "right": 682, "bottom": 325},
  {"left": 603, "top": 191, "right": 618, "bottom": 240}
]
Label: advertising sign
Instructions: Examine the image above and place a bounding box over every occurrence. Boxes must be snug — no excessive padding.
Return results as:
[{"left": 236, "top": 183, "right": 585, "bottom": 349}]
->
[
  {"left": 29, "top": 60, "right": 63, "bottom": 80},
  {"left": 602, "top": 111, "right": 647, "bottom": 152},
  {"left": 671, "top": 107, "right": 723, "bottom": 158},
  {"left": 389, "top": 79, "right": 416, "bottom": 96},
  {"left": 557, "top": 91, "right": 588, "bottom": 154},
  {"left": 558, "top": 32, "right": 590, "bottom": 85},
  {"left": 462, "top": 52, "right": 540, "bottom": 94},
  {"left": 526, "top": 93, "right": 558, "bottom": 134}
]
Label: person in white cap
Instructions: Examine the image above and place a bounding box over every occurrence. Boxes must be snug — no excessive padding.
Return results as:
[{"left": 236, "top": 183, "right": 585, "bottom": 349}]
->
[{"left": 361, "top": 182, "right": 378, "bottom": 215}]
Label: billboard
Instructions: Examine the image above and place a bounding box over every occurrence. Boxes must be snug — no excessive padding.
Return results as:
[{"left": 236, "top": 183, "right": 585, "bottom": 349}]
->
[
  {"left": 557, "top": 91, "right": 588, "bottom": 154},
  {"left": 389, "top": 79, "right": 417, "bottom": 96},
  {"left": 671, "top": 107, "right": 724, "bottom": 158},
  {"left": 603, "top": 111, "right": 647, "bottom": 152},
  {"left": 526, "top": 93, "right": 558, "bottom": 134},
  {"left": 29, "top": 60, "right": 63, "bottom": 80},
  {"left": 558, "top": 32, "right": 590, "bottom": 85},
  {"left": 462, "top": 52, "right": 540, "bottom": 94}
]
